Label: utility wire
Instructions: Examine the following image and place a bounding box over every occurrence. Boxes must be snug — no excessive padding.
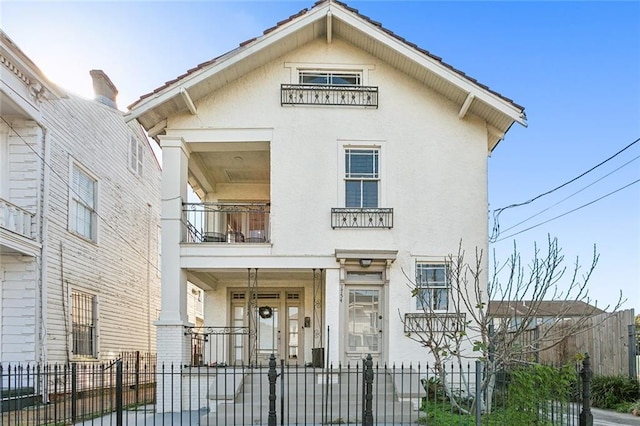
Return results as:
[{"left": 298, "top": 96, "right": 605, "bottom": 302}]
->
[
  {"left": 495, "top": 177, "right": 640, "bottom": 242},
  {"left": 498, "top": 154, "right": 640, "bottom": 235},
  {"left": 1, "top": 116, "right": 161, "bottom": 274},
  {"left": 490, "top": 137, "right": 640, "bottom": 242}
]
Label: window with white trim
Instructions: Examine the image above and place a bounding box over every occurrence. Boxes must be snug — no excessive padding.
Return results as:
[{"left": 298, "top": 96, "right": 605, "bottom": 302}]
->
[
  {"left": 299, "top": 71, "right": 361, "bottom": 85},
  {"left": 415, "top": 263, "right": 449, "bottom": 311},
  {"left": 72, "top": 290, "right": 97, "bottom": 358},
  {"left": 345, "top": 148, "right": 379, "bottom": 208},
  {"left": 70, "top": 162, "right": 97, "bottom": 241},
  {"left": 129, "top": 136, "right": 143, "bottom": 177}
]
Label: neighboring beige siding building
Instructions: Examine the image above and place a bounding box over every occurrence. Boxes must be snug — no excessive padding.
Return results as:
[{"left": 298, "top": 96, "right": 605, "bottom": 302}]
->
[
  {"left": 0, "top": 30, "right": 161, "bottom": 364},
  {"left": 127, "top": 0, "right": 526, "bottom": 374}
]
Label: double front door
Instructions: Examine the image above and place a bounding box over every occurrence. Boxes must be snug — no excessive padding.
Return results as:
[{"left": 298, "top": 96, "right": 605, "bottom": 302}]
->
[{"left": 231, "top": 290, "right": 302, "bottom": 365}]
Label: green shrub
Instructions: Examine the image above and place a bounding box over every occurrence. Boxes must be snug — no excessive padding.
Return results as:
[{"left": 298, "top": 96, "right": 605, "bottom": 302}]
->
[
  {"left": 506, "top": 363, "right": 577, "bottom": 424},
  {"left": 590, "top": 375, "right": 640, "bottom": 409}
]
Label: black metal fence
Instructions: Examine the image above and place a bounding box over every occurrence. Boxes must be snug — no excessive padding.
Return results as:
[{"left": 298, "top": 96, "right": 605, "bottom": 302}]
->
[{"left": 1, "top": 353, "right": 594, "bottom": 426}]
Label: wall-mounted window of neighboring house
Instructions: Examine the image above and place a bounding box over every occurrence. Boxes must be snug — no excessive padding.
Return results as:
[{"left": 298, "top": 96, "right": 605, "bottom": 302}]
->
[
  {"left": 345, "top": 148, "right": 379, "bottom": 208},
  {"left": 72, "top": 290, "right": 97, "bottom": 358},
  {"left": 129, "top": 136, "right": 143, "bottom": 177},
  {"left": 299, "top": 71, "right": 361, "bottom": 86},
  {"left": 415, "top": 263, "right": 449, "bottom": 311},
  {"left": 70, "top": 162, "right": 97, "bottom": 241}
]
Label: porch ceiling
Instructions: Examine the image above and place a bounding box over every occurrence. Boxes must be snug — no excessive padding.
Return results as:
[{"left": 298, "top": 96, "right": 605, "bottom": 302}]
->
[
  {"left": 188, "top": 143, "right": 270, "bottom": 198},
  {"left": 187, "top": 269, "right": 317, "bottom": 290}
]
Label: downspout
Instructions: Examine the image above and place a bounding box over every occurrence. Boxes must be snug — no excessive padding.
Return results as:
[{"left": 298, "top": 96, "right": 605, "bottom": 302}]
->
[
  {"left": 146, "top": 202, "right": 152, "bottom": 354},
  {"left": 38, "top": 123, "right": 50, "bottom": 367}
]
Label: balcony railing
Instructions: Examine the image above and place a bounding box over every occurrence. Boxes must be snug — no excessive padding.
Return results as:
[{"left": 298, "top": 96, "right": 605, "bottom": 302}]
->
[
  {"left": 0, "top": 198, "right": 35, "bottom": 239},
  {"left": 281, "top": 84, "right": 378, "bottom": 108},
  {"left": 183, "top": 202, "right": 270, "bottom": 244},
  {"left": 331, "top": 208, "right": 393, "bottom": 229},
  {"left": 185, "top": 326, "right": 250, "bottom": 367},
  {"left": 404, "top": 313, "right": 467, "bottom": 334}
]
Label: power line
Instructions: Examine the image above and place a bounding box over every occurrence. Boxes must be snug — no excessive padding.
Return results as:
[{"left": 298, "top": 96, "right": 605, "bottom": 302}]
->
[
  {"left": 498, "top": 154, "right": 640, "bottom": 235},
  {"left": 1, "top": 116, "right": 161, "bottom": 274},
  {"left": 490, "top": 137, "right": 640, "bottom": 242},
  {"left": 495, "top": 177, "right": 640, "bottom": 242}
]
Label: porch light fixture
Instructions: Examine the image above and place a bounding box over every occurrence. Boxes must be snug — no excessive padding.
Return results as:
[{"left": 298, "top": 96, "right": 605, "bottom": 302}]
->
[{"left": 359, "top": 258, "right": 372, "bottom": 268}]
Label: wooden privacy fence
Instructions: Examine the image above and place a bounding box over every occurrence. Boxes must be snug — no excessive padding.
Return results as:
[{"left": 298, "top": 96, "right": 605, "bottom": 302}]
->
[{"left": 536, "top": 309, "right": 636, "bottom": 377}]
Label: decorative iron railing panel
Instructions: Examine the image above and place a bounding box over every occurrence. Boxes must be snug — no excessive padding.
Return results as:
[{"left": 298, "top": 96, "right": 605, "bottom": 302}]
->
[
  {"left": 183, "top": 202, "right": 270, "bottom": 244},
  {"left": 185, "top": 326, "right": 251, "bottom": 367},
  {"left": 281, "top": 84, "right": 378, "bottom": 107},
  {"left": 403, "top": 313, "right": 467, "bottom": 334},
  {"left": 331, "top": 207, "right": 393, "bottom": 229}
]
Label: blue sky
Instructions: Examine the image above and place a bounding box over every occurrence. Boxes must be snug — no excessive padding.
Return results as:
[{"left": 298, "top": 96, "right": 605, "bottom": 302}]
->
[{"left": 2, "top": 1, "right": 638, "bottom": 312}]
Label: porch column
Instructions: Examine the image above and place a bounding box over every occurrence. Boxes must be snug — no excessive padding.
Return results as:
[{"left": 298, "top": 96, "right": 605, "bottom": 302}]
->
[
  {"left": 324, "top": 268, "right": 340, "bottom": 365},
  {"left": 156, "top": 135, "right": 190, "bottom": 412}
]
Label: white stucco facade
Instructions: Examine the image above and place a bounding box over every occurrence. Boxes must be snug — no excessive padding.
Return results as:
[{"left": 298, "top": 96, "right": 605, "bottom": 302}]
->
[
  {"left": 127, "top": 0, "right": 525, "bottom": 374},
  {"left": 0, "top": 31, "right": 162, "bottom": 364}
]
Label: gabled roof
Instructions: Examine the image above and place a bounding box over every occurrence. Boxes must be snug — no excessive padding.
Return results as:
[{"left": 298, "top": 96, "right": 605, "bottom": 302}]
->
[
  {"left": 125, "top": 0, "right": 526, "bottom": 150},
  {"left": 488, "top": 300, "right": 605, "bottom": 318}
]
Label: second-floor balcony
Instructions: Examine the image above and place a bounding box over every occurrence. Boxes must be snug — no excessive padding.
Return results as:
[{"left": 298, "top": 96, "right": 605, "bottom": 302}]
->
[
  {"left": 281, "top": 84, "right": 378, "bottom": 108},
  {"left": 0, "top": 198, "right": 35, "bottom": 240},
  {"left": 184, "top": 202, "right": 270, "bottom": 244}
]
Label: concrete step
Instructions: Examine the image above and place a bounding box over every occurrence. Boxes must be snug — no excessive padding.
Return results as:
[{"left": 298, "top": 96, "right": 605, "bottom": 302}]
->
[{"left": 203, "top": 369, "right": 424, "bottom": 423}]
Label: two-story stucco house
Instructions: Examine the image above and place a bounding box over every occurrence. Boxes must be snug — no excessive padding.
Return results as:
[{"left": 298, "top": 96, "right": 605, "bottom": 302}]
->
[
  {"left": 126, "top": 0, "right": 526, "bottom": 369},
  {"left": 0, "top": 30, "right": 162, "bottom": 364}
]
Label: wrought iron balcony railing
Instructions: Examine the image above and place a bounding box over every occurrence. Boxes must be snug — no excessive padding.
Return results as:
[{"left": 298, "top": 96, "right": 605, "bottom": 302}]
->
[
  {"left": 184, "top": 326, "right": 251, "bottom": 367},
  {"left": 183, "top": 202, "right": 270, "bottom": 244},
  {"left": 331, "top": 208, "right": 393, "bottom": 229},
  {"left": 281, "top": 84, "right": 378, "bottom": 108},
  {"left": 0, "top": 198, "right": 35, "bottom": 239},
  {"left": 404, "top": 313, "right": 467, "bottom": 334}
]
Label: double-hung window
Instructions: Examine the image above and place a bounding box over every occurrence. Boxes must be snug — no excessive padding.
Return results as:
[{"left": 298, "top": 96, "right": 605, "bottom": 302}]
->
[
  {"left": 415, "top": 263, "right": 449, "bottom": 311},
  {"left": 129, "top": 136, "right": 143, "bottom": 176},
  {"left": 345, "top": 148, "right": 379, "bottom": 208},
  {"left": 72, "top": 290, "right": 97, "bottom": 358},
  {"left": 70, "top": 163, "right": 97, "bottom": 241}
]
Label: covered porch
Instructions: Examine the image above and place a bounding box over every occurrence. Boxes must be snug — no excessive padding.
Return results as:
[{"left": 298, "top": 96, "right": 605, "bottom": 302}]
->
[{"left": 183, "top": 267, "right": 330, "bottom": 368}]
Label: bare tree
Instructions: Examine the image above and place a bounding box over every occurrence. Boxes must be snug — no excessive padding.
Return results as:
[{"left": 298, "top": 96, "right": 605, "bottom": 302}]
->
[{"left": 401, "top": 236, "right": 623, "bottom": 414}]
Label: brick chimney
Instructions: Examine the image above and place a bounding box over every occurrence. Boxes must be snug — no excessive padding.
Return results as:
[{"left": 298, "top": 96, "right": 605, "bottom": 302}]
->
[{"left": 89, "top": 69, "right": 118, "bottom": 108}]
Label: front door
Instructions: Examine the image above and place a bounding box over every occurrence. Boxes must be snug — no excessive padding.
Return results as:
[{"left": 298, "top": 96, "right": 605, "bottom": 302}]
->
[
  {"left": 345, "top": 287, "right": 383, "bottom": 365},
  {"left": 231, "top": 290, "right": 302, "bottom": 365}
]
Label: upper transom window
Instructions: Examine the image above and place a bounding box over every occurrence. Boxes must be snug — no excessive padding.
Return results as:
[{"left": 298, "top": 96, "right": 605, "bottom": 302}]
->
[{"left": 299, "top": 71, "right": 361, "bottom": 86}]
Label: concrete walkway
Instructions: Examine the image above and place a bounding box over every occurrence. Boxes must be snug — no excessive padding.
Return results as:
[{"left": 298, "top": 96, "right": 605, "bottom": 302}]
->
[
  {"left": 76, "top": 406, "right": 640, "bottom": 426},
  {"left": 591, "top": 407, "right": 640, "bottom": 426}
]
